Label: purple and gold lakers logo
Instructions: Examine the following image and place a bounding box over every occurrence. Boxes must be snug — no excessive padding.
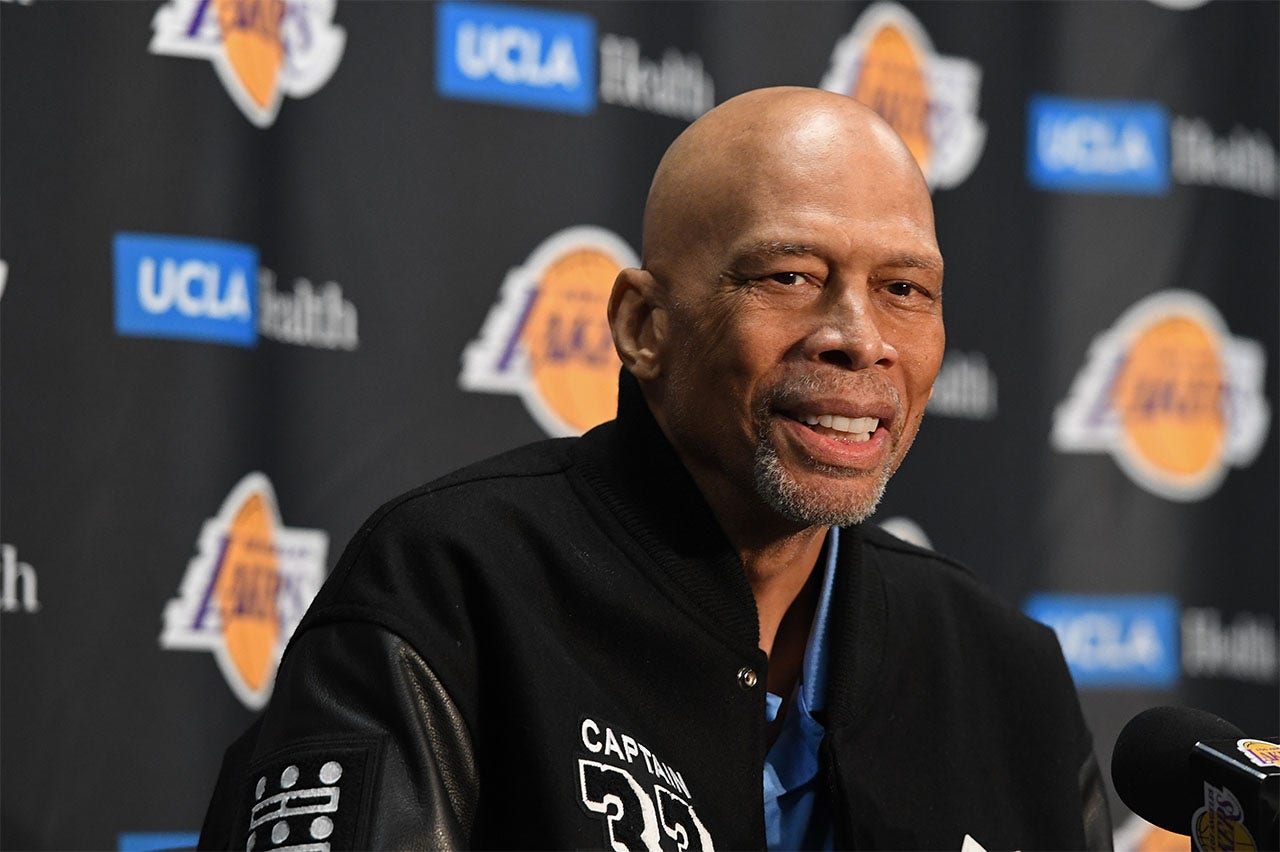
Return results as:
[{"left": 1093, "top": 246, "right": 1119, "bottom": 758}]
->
[
  {"left": 150, "top": 0, "right": 346, "bottom": 128},
  {"left": 160, "top": 473, "right": 328, "bottom": 709},
  {"left": 1238, "top": 738, "right": 1280, "bottom": 768},
  {"left": 851, "top": 23, "right": 930, "bottom": 170},
  {"left": 214, "top": 0, "right": 287, "bottom": 115},
  {"left": 1192, "top": 784, "right": 1256, "bottom": 851},
  {"left": 460, "top": 226, "right": 640, "bottom": 437},
  {"left": 215, "top": 491, "right": 282, "bottom": 695},
  {"left": 1052, "top": 290, "right": 1270, "bottom": 502},
  {"left": 820, "top": 1, "right": 985, "bottom": 190}
]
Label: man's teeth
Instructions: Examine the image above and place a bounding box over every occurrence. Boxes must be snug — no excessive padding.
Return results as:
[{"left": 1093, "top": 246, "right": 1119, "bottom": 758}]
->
[{"left": 801, "top": 414, "right": 880, "bottom": 440}]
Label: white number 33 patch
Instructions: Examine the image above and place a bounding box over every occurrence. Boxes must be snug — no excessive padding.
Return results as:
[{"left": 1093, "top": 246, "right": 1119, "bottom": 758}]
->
[{"left": 578, "top": 759, "right": 716, "bottom": 852}]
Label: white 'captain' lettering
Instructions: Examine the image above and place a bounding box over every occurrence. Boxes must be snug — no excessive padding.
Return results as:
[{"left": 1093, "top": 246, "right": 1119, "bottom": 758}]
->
[
  {"left": 603, "top": 727, "right": 624, "bottom": 760},
  {"left": 621, "top": 734, "right": 640, "bottom": 763},
  {"left": 581, "top": 718, "right": 603, "bottom": 753},
  {"left": 579, "top": 718, "right": 693, "bottom": 798},
  {"left": 636, "top": 742, "right": 655, "bottom": 774}
]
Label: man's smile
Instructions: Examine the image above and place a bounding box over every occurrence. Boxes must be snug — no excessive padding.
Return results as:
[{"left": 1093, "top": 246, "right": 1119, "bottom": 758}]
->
[
  {"left": 797, "top": 414, "right": 879, "bottom": 442},
  {"left": 774, "top": 405, "right": 896, "bottom": 471}
]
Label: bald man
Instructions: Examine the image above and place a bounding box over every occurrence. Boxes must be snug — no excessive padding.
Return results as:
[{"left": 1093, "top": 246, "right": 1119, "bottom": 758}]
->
[{"left": 199, "top": 88, "right": 1110, "bottom": 851}]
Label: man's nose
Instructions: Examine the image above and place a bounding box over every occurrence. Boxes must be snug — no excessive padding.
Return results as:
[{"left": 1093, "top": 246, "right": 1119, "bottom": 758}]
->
[{"left": 804, "top": 285, "right": 897, "bottom": 369}]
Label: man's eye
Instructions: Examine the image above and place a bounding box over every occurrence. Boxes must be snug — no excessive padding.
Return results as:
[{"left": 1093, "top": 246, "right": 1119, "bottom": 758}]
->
[
  {"left": 769, "top": 272, "right": 806, "bottom": 286},
  {"left": 885, "top": 281, "right": 921, "bottom": 298}
]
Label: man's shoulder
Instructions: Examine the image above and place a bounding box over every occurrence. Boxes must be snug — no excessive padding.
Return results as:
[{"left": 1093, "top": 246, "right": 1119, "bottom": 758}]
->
[
  {"left": 858, "top": 523, "right": 1058, "bottom": 648},
  {"left": 371, "top": 437, "right": 580, "bottom": 525},
  {"left": 316, "top": 437, "right": 586, "bottom": 601},
  {"left": 415, "top": 436, "right": 578, "bottom": 495},
  {"left": 299, "top": 437, "right": 590, "bottom": 661},
  {"left": 859, "top": 522, "right": 974, "bottom": 577}
]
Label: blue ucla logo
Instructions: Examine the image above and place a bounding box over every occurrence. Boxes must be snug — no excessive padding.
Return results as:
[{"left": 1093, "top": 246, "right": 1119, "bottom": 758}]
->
[
  {"left": 114, "top": 233, "right": 258, "bottom": 347},
  {"left": 436, "top": 1, "right": 596, "bottom": 114},
  {"left": 1028, "top": 96, "right": 1170, "bottom": 194},
  {"left": 1024, "top": 593, "right": 1180, "bottom": 688}
]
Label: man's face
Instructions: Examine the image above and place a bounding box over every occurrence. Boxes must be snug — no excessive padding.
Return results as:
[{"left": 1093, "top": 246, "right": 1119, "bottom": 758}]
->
[{"left": 650, "top": 131, "right": 944, "bottom": 530}]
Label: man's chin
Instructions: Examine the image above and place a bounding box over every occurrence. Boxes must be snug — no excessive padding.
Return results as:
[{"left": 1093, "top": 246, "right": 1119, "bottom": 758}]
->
[{"left": 753, "top": 447, "right": 889, "bottom": 528}]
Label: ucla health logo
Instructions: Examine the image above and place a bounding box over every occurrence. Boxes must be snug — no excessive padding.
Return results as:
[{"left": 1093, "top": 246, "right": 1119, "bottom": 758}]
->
[
  {"left": 1053, "top": 290, "right": 1270, "bottom": 501},
  {"left": 115, "top": 232, "right": 359, "bottom": 350},
  {"left": 1024, "top": 594, "right": 1180, "bottom": 688},
  {"left": 436, "top": 1, "right": 596, "bottom": 114},
  {"left": 160, "top": 473, "right": 328, "bottom": 709},
  {"left": 150, "top": 0, "right": 346, "bottom": 128},
  {"left": 820, "top": 2, "right": 986, "bottom": 191},
  {"left": 460, "top": 226, "right": 637, "bottom": 437},
  {"left": 1028, "top": 95, "right": 1170, "bottom": 194},
  {"left": 115, "top": 233, "right": 259, "bottom": 347}
]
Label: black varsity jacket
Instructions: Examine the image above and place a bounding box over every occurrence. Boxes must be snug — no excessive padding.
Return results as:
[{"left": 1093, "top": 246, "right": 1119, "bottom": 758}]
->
[{"left": 199, "top": 374, "right": 1112, "bottom": 850}]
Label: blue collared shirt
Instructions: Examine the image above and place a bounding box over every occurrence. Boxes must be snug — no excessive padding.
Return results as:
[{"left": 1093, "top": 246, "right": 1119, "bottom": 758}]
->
[{"left": 762, "top": 526, "right": 839, "bottom": 850}]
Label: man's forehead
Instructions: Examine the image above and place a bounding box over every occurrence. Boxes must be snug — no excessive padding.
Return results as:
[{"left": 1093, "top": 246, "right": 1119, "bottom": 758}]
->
[
  {"left": 687, "top": 97, "right": 922, "bottom": 186},
  {"left": 700, "top": 137, "right": 933, "bottom": 230},
  {"left": 643, "top": 88, "right": 934, "bottom": 270}
]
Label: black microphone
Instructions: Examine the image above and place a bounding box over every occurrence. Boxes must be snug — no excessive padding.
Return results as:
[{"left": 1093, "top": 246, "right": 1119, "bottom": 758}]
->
[{"left": 1112, "top": 706, "right": 1279, "bottom": 850}]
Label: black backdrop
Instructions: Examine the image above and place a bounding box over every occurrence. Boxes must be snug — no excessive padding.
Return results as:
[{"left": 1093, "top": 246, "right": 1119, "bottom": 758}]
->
[{"left": 2, "top": 1, "right": 1276, "bottom": 848}]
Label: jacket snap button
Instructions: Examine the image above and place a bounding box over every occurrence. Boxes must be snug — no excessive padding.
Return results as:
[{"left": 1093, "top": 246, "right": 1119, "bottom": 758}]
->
[{"left": 737, "top": 666, "right": 758, "bottom": 689}]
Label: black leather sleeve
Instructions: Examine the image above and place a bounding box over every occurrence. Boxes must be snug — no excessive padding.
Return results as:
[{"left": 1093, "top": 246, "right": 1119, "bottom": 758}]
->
[
  {"left": 1079, "top": 750, "right": 1114, "bottom": 851},
  {"left": 197, "top": 621, "right": 478, "bottom": 850}
]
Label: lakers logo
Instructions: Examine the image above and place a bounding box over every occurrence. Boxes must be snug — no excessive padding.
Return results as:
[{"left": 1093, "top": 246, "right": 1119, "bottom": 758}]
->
[
  {"left": 214, "top": 0, "right": 286, "bottom": 115},
  {"left": 160, "top": 473, "right": 328, "bottom": 709},
  {"left": 852, "top": 24, "right": 931, "bottom": 171},
  {"left": 1192, "top": 784, "right": 1256, "bottom": 852},
  {"left": 150, "top": 0, "right": 346, "bottom": 128},
  {"left": 460, "top": 226, "right": 639, "bottom": 437},
  {"left": 1052, "top": 290, "right": 1270, "bottom": 502},
  {"left": 1238, "top": 738, "right": 1280, "bottom": 768},
  {"left": 819, "top": 1, "right": 986, "bottom": 190}
]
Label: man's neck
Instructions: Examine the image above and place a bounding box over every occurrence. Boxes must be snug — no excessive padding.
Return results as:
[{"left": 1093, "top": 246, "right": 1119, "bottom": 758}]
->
[
  {"left": 665, "top": 443, "right": 829, "bottom": 667},
  {"left": 738, "top": 527, "right": 828, "bottom": 661},
  {"left": 646, "top": 404, "right": 830, "bottom": 688},
  {"left": 739, "top": 528, "right": 828, "bottom": 744}
]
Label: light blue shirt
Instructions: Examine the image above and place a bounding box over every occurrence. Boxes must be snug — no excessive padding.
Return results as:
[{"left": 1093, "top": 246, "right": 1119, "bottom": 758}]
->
[{"left": 762, "top": 526, "right": 839, "bottom": 850}]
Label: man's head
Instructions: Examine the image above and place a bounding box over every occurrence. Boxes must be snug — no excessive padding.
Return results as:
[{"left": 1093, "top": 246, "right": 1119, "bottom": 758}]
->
[{"left": 609, "top": 86, "right": 945, "bottom": 536}]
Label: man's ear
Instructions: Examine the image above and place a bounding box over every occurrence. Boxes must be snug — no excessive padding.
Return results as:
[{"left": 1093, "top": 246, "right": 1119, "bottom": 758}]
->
[{"left": 608, "top": 267, "right": 666, "bottom": 381}]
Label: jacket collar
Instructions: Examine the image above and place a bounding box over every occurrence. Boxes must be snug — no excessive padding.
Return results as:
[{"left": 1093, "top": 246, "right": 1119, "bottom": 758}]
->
[
  {"left": 572, "top": 370, "right": 762, "bottom": 651},
  {"left": 572, "top": 370, "right": 885, "bottom": 726}
]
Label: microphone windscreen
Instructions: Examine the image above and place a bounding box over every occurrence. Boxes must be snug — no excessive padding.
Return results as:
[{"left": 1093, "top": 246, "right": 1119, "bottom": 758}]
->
[{"left": 1111, "top": 705, "right": 1246, "bottom": 834}]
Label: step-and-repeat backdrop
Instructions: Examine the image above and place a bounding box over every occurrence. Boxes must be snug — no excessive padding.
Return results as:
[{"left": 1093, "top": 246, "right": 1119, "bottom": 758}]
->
[{"left": 2, "top": 1, "right": 1276, "bottom": 849}]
